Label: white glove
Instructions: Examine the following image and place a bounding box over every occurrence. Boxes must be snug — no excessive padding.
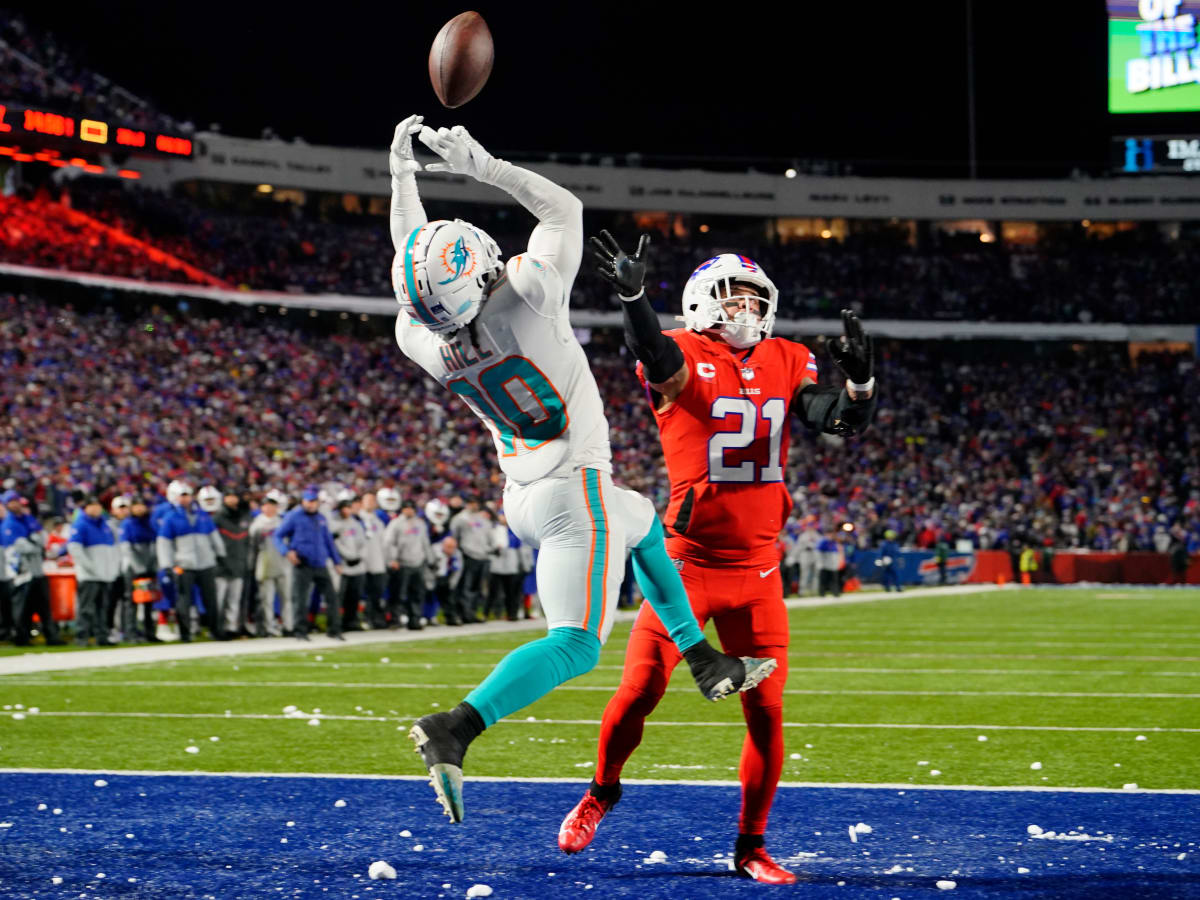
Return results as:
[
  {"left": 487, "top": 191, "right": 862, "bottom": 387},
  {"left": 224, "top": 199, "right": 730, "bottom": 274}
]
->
[
  {"left": 418, "top": 125, "right": 494, "bottom": 181},
  {"left": 389, "top": 114, "right": 424, "bottom": 179}
]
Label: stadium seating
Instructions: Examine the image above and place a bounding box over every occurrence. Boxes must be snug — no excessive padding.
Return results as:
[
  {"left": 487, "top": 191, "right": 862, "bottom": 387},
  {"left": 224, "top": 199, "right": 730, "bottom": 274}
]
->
[{"left": 1, "top": 290, "right": 1195, "bottom": 555}]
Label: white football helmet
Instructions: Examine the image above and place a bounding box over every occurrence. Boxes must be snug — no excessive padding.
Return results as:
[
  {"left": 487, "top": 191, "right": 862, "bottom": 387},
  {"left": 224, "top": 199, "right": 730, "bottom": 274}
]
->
[
  {"left": 424, "top": 499, "right": 450, "bottom": 527},
  {"left": 197, "top": 485, "right": 222, "bottom": 513},
  {"left": 336, "top": 488, "right": 357, "bottom": 504},
  {"left": 681, "top": 253, "right": 779, "bottom": 349},
  {"left": 393, "top": 219, "right": 503, "bottom": 335},
  {"left": 377, "top": 488, "right": 401, "bottom": 512},
  {"left": 110, "top": 495, "right": 131, "bottom": 513},
  {"left": 166, "top": 480, "right": 192, "bottom": 504}
]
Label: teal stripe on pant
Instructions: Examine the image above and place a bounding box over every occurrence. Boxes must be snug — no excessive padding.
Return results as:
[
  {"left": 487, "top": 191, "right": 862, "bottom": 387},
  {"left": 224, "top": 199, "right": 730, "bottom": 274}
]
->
[
  {"left": 631, "top": 517, "right": 706, "bottom": 652},
  {"left": 582, "top": 469, "right": 609, "bottom": 636},
  {"left": 463, "top": 626, "right": 602, "bottom": 728}
]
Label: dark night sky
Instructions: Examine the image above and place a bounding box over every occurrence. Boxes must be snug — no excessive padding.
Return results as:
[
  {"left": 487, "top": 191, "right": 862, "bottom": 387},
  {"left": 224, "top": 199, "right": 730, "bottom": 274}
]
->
[{"left": 14, "top": 1, "right": 1200, "bottom": 175}]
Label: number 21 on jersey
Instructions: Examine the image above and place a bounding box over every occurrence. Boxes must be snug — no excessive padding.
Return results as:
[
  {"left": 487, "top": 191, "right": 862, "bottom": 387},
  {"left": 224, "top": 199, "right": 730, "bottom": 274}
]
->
[
  {"left": 707, "top": 397, "right": 785, "bottom": 483},
  {"left": 448, "top": 355, "right": 569, "bottom": 456}
]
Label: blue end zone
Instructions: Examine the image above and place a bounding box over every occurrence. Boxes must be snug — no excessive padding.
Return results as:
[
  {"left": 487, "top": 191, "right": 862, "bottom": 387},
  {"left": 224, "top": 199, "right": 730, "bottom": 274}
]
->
[{"left": 0, "top": 774, "right": 1196, "bottom": 898}]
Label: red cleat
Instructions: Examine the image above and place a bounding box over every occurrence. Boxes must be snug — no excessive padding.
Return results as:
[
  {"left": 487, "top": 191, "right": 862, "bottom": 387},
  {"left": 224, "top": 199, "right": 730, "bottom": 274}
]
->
[
  {"left": 558, "top": 790, "right": 618, "bottom": 854},
  {"left": 736, "top": 847, "right": 797, "bottom": 885}
]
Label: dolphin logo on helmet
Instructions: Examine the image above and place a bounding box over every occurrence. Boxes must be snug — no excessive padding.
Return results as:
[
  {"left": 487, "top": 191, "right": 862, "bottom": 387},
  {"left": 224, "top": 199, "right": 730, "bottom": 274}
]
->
[{"left": 393, "top": 219, "right": 502, "bottom": 335}]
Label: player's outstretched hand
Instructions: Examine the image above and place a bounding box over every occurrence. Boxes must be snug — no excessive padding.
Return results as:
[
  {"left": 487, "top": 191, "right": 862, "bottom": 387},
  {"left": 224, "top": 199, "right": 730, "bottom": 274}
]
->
[
  {"left": 419, "top": 124, "right": 493, "bottom": 181},
  {"left": 590, "top": 230, "right": 650, "bottom": 300},
  {"left": 828, "top": 309, "right": 874, "bottom": 387},
  {"left": 390, "top": 115, "right": 424, "bottom": 178}
]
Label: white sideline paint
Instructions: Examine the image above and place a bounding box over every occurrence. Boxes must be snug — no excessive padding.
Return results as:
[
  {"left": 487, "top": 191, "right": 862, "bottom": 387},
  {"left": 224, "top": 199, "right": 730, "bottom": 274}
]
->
[
  {"left": 0, "top": 584, "right": 1006, "bottom": 676},
  {"left": 1, "top": 766, "right": 1197, "bottom": 795},
  {"left": 5, "top": 678, "right": 1196, "bottom": 700},
  {"left": 14, "top": 710, "right": 1199, "bottom": 733}
]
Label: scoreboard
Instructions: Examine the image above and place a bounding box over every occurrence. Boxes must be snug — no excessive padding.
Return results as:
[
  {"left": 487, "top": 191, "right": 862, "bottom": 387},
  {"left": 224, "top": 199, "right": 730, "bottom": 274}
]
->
[{"left": 0, "top": 100, "right": 193, "bottom": 161}]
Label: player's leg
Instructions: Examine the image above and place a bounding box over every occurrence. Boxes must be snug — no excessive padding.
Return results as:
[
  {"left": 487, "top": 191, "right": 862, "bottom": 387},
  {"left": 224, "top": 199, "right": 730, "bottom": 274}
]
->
[
  {"left": 408, "top": 471, "right": 623, "bottom": 823},
  {"left": 559, "top": 600, "right": 681, "bottom": 853},
  {"left": 630, "top": 515, "right": 777, "bottom": 701},
  {"left": 712, "top": 568, "right": 795, "bottom": 884}
]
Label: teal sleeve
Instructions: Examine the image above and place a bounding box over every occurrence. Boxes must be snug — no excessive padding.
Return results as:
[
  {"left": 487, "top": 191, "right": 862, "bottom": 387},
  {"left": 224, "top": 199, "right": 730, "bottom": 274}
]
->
[{"left": 631, "top": 518, "right": 705, "bottom": 652}]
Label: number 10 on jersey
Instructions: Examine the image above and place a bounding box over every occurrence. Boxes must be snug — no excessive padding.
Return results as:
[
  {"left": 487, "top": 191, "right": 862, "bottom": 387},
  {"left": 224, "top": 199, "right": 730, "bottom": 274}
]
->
[
  {"left": 708, "top": 397, "right": 786, "bottom": 483},
  {"left": 448, "top": 355, "right": 569, "bottom": 456}
]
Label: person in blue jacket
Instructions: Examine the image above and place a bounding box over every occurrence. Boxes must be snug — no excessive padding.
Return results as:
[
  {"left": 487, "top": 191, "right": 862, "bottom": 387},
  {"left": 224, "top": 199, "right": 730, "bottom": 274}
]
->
[
  {"left": 274, "top": 486, "right": 343, "bottom": 641},
  {"left": 1, "top": 490, "right": 64, "bottom": 646},
  {"left": 878, "top": 529, "right": 903, "bottom": 592},
  {"left": 68, "top": 496, "right": 122, "bottom": 646}
]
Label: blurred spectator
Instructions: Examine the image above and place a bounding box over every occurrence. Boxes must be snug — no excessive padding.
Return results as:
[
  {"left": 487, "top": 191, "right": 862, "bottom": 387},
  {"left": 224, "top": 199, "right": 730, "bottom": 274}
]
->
[
  {"left": 877, "top": 529, "right": 903, "bottom": 592},
  {"left": 330, "top": 496, "right": 366, "bottom": 632},
  {"left": 156, "top": 481, "right": 225, "bottom": 641},
  {"left": 214, "top": 488, "right": 252, "bottom": 637},
  {"left": 487, "top": 512, "right": 524, "bottom": 622},
  {"left": 359, "top": 491, "right": 388, "bottom": 629},
  {"left": 385, "top": 500, "right": 434, "bottom": 630},
  {"left": 0, "top": 500, "right": 11, "bottom": 641},
  {"left": 431, "top": 534, "right": 463, "bottom": 626},
  {"left": 249, "top": 490, "right": 290, "bottom": 637},
  {"left": 274, "top": 486, "right": 342, "bottom": 640},
  {"left": 817, "top": 530, "right": 842, "bottom": 597},
  {"left": 119, "top": 495, "right": 161, "bottom": 642},
  {"left": 67, "top": 495, "right": 119, "bottom": 645},
  {"left": 0, "top": 490, "right": 63, "bottom": 645},
  {"left": 450, "top": 498, "right": 492, "bottom": 624}
]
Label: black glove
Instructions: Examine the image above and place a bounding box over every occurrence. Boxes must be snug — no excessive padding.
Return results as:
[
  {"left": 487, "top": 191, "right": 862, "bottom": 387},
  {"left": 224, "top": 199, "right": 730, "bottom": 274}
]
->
[
  {"left": 828, "top": 309, "right": 874, "bottom": 386},
  {"left": 590, "top": 230, "right": 650, "bottom": 299}
]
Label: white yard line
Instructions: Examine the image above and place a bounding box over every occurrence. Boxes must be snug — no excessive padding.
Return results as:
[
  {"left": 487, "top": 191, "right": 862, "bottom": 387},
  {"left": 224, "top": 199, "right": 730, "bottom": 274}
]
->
[
  {"left": 8, "top": 709, "right": 1198, "bottom": 733},
  {"left": 174, "top": 661, "right": 1200, "bottom": 677},
  {"left": 4, "top": 678, "right": 1197, "bottom": 700},
  {"left": 0, "top": 584, "right": 1007, "bottom": 676},
  {"left": 0, "top": 765, "right": 1196, "bottom": 794}
]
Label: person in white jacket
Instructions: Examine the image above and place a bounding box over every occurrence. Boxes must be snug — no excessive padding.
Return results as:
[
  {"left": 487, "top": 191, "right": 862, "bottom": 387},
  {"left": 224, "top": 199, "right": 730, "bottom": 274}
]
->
[
  {"left": 487, "top": 512, "right": 524, "bottom": 621},
  {"left": 330, "top": 498, "right": 367, "bottom": 632},
  {"left": 249, "top": 492, "right": 291, "bottom": 636},
  {"left": 360, "top": 491, "right": 389, "bottom": 628}
]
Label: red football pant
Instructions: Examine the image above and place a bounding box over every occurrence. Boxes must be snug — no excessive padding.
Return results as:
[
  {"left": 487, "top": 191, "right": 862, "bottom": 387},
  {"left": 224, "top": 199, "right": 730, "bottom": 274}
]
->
[{"left": 595, "top": 561, "right": 789, "bottom": 835}]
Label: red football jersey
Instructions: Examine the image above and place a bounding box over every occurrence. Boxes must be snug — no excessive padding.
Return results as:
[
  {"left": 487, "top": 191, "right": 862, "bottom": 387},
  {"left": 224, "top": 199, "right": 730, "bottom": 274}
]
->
[{"left": 637, "top": 328, "right": 818, "bottom": 567}]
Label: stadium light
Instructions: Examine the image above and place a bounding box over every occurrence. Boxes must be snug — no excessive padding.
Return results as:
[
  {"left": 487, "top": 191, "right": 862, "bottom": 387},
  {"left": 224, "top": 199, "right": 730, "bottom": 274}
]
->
[
  {"left": 784, "top": 168, "right": 797, "bottom": 178},
  {"left": 979, "top": 232, "right": 995, "bottom": 243},
  {"left": 820, "top": 229, "right": 832, "bottom": 239},
  {"left": 841, "top": 522, "right": 855, "bottom": 532},
  {"left": 699, "top": 224, "right": 709, "bottom": 233},
  {"left": 257, "top": 184, "right": 273, "bottom": 193}
]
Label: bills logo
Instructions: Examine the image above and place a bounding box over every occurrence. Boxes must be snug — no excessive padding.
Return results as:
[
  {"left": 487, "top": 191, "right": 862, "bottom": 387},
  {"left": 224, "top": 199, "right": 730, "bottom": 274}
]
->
[
  {"left": 916, "top": 555, "right": 974, "bottom": 585},
  {"left": 741, "top": 367, "right": 755, "bottom": 380}
]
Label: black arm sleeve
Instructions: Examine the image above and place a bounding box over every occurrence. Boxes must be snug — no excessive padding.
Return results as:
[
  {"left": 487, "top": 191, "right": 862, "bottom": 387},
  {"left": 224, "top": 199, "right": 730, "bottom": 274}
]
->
[
  {"left": 622, "top": 290, "right": 684, "bottom": 383},
  {"left": 792, "top": 383, "right": 878, "bottom": 436}
]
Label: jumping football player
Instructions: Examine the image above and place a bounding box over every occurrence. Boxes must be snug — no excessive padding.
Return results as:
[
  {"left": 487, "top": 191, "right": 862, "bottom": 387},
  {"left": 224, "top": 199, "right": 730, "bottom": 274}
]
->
[
  {"left": 557, "top": 233, "right": 877, "bottom": 883},
  {"left": 386, "top": 116, "right": 777, "bottom": 823}
]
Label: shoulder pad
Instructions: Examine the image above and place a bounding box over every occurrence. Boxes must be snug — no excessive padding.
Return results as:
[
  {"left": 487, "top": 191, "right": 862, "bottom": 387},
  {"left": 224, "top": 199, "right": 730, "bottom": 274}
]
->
[{"left": 506, "top": 254, "right": 563, "bottom": 309}]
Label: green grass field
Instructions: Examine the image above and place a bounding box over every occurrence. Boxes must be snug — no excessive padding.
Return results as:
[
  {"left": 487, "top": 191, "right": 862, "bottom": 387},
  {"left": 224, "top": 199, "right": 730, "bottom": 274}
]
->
[{"left": 2, "top": 588, "right": 1198, "bottom": 791}]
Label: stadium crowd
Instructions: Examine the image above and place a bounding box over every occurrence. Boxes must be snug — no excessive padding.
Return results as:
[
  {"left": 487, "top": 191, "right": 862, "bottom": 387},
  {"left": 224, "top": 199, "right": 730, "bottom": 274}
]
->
[
  {"left": 2, "top": 182, "right": 1195, "bottom": 324},
  {"left": 0, "top": 11, "right": 183, "bottom": 134}
]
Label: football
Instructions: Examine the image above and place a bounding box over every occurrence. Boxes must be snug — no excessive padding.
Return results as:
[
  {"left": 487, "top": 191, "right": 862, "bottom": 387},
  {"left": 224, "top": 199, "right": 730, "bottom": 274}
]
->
[{"left": 429, "top": 11, "right": 494, "bottom": 108}]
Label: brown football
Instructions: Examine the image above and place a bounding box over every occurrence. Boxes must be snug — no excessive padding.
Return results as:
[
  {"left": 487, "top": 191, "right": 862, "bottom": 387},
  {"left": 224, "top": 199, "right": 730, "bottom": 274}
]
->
[{"left": 429, "top": 11, "right": 494, "bottom": 109}]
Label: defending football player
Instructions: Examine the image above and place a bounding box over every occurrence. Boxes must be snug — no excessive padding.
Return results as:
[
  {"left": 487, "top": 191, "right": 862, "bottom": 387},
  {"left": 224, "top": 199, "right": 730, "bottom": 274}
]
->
[
  {"left": 557, "top": 233, "right": 877, "bottom": 883},
  {"left": 386, "top": 117, "right": 777, "bottom": 824}
]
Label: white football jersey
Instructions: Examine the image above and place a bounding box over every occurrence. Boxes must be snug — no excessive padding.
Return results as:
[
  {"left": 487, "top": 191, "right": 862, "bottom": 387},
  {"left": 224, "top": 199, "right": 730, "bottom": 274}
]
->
[{"left": 394, "top": 252, "right": 611, "bottom": 485}]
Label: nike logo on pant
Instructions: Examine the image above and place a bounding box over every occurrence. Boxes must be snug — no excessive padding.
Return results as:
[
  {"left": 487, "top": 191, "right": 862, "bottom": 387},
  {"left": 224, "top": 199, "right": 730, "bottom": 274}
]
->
[{"left": 759, "top": 567, "right": 777, "bottom": 578}]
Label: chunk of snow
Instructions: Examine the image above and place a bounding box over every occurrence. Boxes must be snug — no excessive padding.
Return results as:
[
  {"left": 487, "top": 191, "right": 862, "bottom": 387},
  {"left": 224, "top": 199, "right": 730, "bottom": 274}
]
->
[
  {"left": 1027, "top": 825, "right": 1043, "bottom": 836},
  {"left": 368, "top": 861, "right": 396, "bottom": 880},
  {"left": 210, "top": 736, "right": 220, "bottom": 742},
  {"left": 854, "top": 823, "right": 873, "bottom": 834},
  {"left": 929, "top": 770, "right": 942, "bottom": 777},
  {"left": 283, "top": 705, "right": 298, "bottom": 714},
  {"left": 413, "top": 844, "right": 424, "bottom": 852},
  {"left": 94, "top": 779, "right": 108, "bottom": 788},
  {"left": 977, "top": 735, "right": 988, "bottom": 742},
  {"left": 936, "top": 880, "right": 957, "bottom": 890},
  {"left": 466, "top": 886, "right": 493, "bottom": 898},
  {"left": 185, "top": 746, "right": 199, "bottom": 754},
  {"left": 334, "top": 800, "right": 347, "bottom": 808},
  {"left": 1030, "top": 762, "right": 1042, "bottom": 771},
  {"left": 51, "top": 877, "right": 62, "bottom": 885},
  {"left": 1123, "top": 783, "right": 1138, "bottom": 790},
  {"left": 37, "top": 804, "right": 47, "bottom": 811},
  {"left": 399, "top": 829, "right": 412, "bottom": 838},
  {"left": 1135, "top": 735, "right": 1147, "bottom": 741},
  {"left": 11, "top": 713, "right": 25, "bottom": 721},
  {"left": 790, "top": 752, "right": 802, "bottom": 760},
  {"left": 648, "top": 850, "right": 667, "bottom": 862},
  {"left": 308, "top": 718, "right": 321, "bottom": 726},
  {"left": 1017, "top": 867, "right": 1030, "bottom": 874}
]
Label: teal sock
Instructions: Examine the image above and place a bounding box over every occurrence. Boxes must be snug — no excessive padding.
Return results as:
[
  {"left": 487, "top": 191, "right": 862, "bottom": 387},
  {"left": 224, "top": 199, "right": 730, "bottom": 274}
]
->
[
  {"left": 631, "top": 518, "right": 706, "bottom": 653},
  {"left": 464, "top": 626, "right": 601, "bottom": 727}
]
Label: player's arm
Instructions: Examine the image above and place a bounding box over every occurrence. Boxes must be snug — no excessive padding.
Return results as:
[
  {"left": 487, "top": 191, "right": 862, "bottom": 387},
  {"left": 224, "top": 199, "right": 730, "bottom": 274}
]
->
[
  {"left": 792, "top": 310, "right": 877, "bottom": 436},
  {"left": 590, "top": 230, "right": 689, "bottom": 405},
  {"left": 419, "top": 125, "right": 583, "bottom": 286},
  {"left": 388, "top": 115, "right": 428, "bottom": 252}
]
